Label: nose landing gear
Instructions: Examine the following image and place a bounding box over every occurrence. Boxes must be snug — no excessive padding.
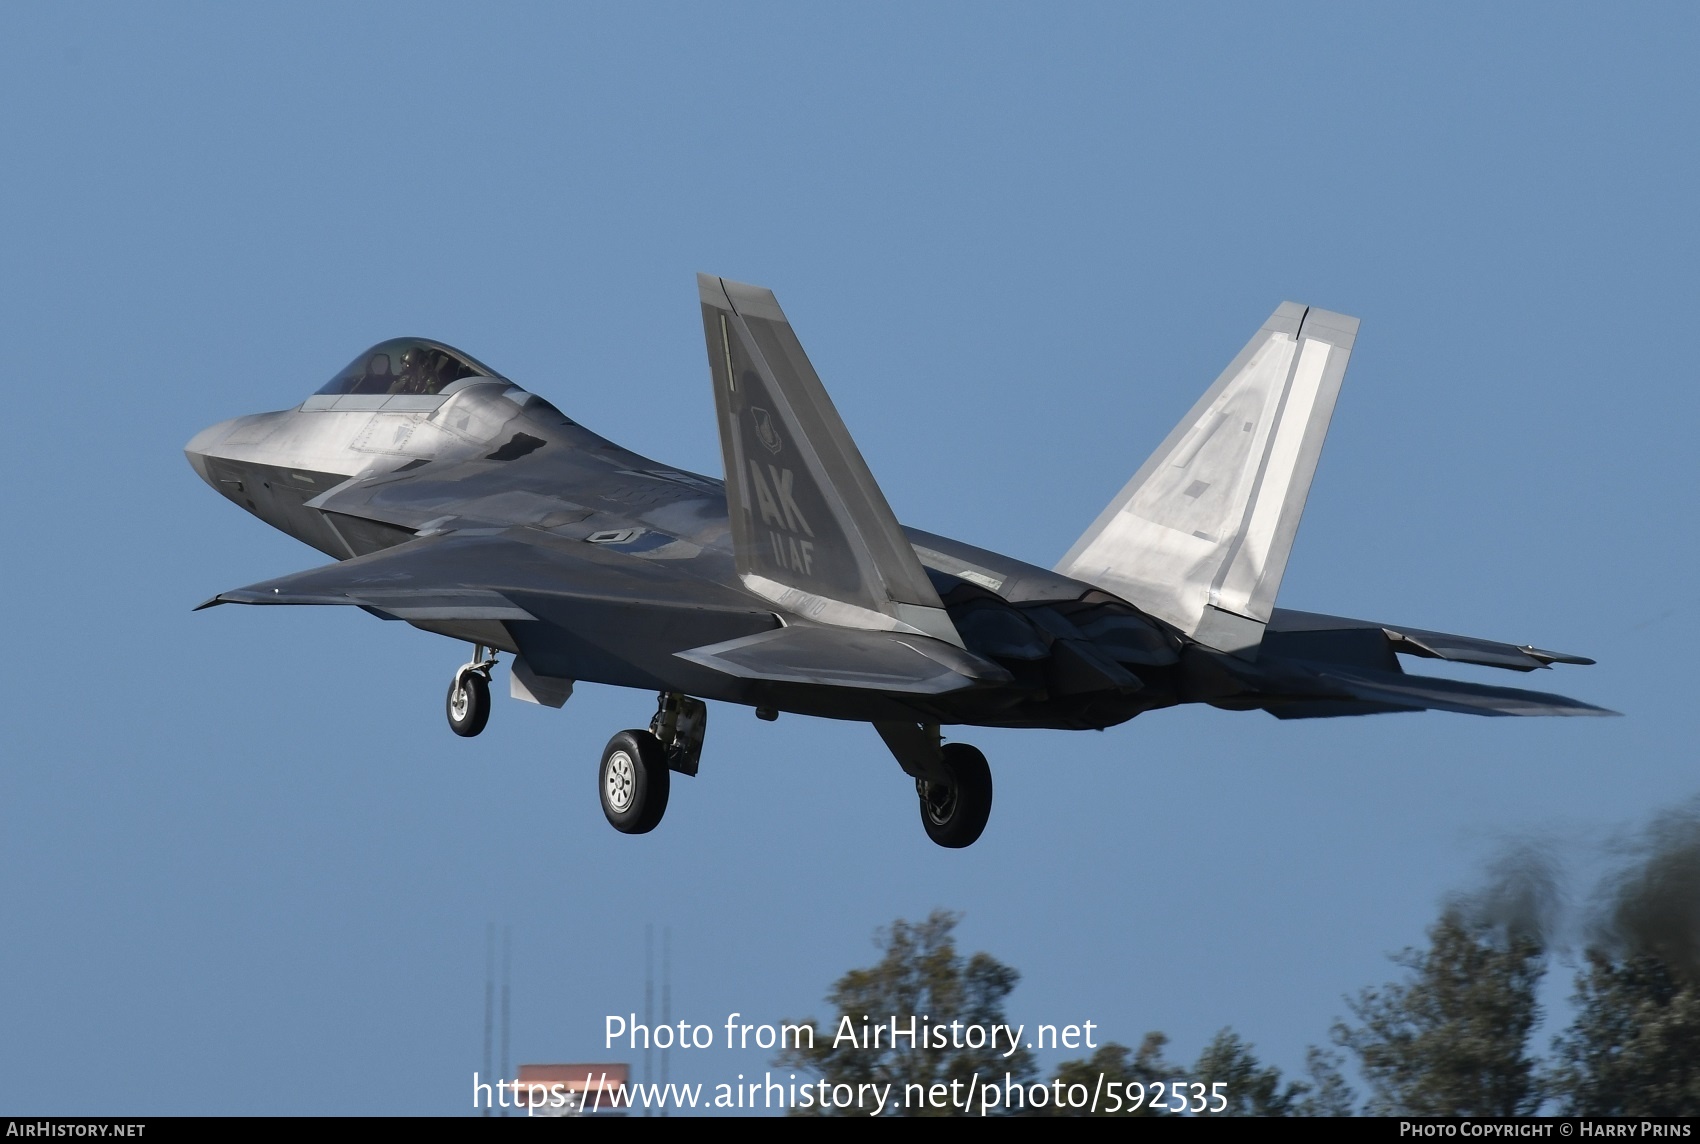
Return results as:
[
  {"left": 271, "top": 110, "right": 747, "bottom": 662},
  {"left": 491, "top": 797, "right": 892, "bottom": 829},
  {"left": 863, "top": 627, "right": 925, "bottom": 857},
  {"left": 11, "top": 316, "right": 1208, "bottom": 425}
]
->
[{"left": 446, "top": 645, "right": 498, "bottom": 737}]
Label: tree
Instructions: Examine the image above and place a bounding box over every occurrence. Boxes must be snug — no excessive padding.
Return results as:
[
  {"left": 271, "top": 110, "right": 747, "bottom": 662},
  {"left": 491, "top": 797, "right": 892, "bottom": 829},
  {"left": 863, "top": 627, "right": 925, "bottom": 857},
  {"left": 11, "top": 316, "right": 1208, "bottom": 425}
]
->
[
  {"left": 1032, "top": 1034, "right": 1179, "bottom": 1117},
  {"left": 1293, "top": 1046, "right": 1358, "bottom": 1117},
  {"left": 1038, "top": 1031, "right": 1354, "bottom": 1117},
  {"left": 1192, "top": 1029, "right": 1309, "bottom": 1116},
  {"left": 1334, "top": 908, "right": 1545, "bottom": 1116},
  {"left": 1547, "top": 952, "right": 1700, "bottom": 1116},
  {"left": 778, "top": 910, "right": 1036, "bottom": 1115},
  {"left": 1546, "top": 803, "right": 1700, "bottom": 1115}
]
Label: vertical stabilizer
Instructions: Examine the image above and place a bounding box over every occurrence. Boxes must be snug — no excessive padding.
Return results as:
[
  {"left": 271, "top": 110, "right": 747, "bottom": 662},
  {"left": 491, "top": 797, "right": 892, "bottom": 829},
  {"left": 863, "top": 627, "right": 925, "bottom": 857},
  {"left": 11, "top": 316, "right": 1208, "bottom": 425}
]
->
[
  {"left": 698, "top": 274, "right": 961, "bottom": 647},
  {"left": 1056, "top": 303, "right": 1358, "bottom": 657}
]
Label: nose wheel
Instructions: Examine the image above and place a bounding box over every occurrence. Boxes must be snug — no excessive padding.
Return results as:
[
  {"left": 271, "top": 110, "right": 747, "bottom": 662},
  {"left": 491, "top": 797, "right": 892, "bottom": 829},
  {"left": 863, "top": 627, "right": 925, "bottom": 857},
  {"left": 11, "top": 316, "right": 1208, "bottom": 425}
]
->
[{"left": 446, "top": 645, "right": 497, "bottom": 737}]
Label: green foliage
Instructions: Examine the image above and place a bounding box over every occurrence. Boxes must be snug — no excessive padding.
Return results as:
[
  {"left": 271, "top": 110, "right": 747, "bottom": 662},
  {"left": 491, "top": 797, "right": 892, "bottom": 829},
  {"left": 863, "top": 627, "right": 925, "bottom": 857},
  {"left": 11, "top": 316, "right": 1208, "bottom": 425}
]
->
[
  {"left": 1547, "top": 952, "right": 1700, "bottom": 1116},
  {"left": 777, "top": 909, "right": 1036, "bottom": 1116},
  {"left": 783, "top": 898, "right": 1700, "bottom": 1119},
  {"left": 1334, "top": 909, "right": 1546, "bottom": 1116},
  {"left": 1293, "top": 1046, "right": 1357, "bottom": 1117},
  {"left": 1032, "top": 1034, "right": 1178, "bottom": 1117},
  {"left": 1192, "top": 1029, "right": 1309, "bottom": 1116}
]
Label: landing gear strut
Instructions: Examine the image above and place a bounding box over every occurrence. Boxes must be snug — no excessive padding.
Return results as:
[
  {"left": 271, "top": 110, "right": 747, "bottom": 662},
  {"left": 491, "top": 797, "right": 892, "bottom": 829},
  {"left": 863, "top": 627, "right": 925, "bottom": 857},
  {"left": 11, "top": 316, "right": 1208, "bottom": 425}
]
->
[
  {"left": 650, "top": 691, "right": 707, "bottom": 776},
  {"left": 598, "top": 692, "right": 708, "bottom": 835},
  {"left": 446, "top": 645, "right": 498, "bottom": 737},
  {"left": 875, "top": 722, "right": 993, "bottom": 848}
]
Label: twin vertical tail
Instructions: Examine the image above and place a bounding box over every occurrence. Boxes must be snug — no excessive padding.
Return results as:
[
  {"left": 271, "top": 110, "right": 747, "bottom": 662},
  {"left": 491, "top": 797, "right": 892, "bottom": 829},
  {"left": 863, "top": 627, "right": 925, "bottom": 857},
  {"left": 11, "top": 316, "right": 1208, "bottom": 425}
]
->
[
  {"left": 1056, "top": 303, "right": 1359, "bottom": 657},
  {"left": 699, "top": 282, "right": 1354, "bottom": 660},
  {"left": 697, "top": 274, "right": 962, "bottom": 648}
]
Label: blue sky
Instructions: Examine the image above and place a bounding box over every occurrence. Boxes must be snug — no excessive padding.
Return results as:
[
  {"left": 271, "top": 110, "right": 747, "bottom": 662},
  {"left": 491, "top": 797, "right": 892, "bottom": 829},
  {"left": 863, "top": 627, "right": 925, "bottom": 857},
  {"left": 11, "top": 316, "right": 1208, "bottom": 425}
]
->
[{"left": 1, "top": 2, "right": 1695, "bottom": 1115}]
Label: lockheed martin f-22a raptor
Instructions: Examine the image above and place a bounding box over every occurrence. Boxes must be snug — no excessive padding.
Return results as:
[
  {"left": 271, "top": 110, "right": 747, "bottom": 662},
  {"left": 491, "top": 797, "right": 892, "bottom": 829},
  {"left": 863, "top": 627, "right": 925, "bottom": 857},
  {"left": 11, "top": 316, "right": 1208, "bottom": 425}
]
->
[{"left": 186, "top": 275, "right": 1610, "bottom": 848}]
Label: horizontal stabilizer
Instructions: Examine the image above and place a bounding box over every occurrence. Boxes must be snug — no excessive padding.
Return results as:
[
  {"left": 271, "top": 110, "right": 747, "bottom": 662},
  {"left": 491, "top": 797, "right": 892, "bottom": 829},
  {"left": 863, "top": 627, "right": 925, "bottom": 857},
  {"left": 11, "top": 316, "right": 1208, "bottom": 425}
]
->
[
  {"left": 1266, "top": 608, "right": 1596, "bottom": 673},
  {"left": 699, "top": 274, "right": 962, "bottom": 648},
  {"left": 1270, "top": 663, "right": 1617, "bottom": 719},
  {"left": 1057, "top": 303, "right": 1357, "bottom": 657},
  {"left": 676, "top": 626, "right": 1011, "bottom": 695}
]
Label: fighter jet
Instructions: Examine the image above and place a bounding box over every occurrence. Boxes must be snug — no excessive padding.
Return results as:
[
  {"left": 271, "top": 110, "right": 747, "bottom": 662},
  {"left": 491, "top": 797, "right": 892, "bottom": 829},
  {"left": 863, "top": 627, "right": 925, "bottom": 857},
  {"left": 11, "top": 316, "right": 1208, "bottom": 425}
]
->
[{"left": 186, "top": 275, "right": 1609, "bottom": 848}]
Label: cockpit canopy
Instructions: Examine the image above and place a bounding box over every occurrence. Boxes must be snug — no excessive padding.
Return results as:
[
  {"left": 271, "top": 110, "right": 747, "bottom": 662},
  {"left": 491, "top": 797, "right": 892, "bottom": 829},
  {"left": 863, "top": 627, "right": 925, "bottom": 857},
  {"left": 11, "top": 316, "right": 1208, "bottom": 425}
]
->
[{"left": 316, "top": 338, "right": 506, "bottom": 397}]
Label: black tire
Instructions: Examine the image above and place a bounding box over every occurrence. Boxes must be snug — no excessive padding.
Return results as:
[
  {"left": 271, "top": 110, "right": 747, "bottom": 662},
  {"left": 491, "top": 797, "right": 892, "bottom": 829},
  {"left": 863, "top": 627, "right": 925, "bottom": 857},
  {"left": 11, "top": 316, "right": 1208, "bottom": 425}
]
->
[
  {"left": 600, "top": 729, "right": 671, "bottom": 835},
  {"left": 918, "top": 743, "right": 993, "bottom": 849},
  {"left": 446, "top": 671, "right": 490, "bottom": 738}
]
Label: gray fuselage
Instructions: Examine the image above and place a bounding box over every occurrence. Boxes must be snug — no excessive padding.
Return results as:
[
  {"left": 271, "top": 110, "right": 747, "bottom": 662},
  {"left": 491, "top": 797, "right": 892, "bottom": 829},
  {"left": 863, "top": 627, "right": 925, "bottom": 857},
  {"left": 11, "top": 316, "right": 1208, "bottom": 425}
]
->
[{"left": 186, "top": 373, "right": 1197, "bottom": 729}]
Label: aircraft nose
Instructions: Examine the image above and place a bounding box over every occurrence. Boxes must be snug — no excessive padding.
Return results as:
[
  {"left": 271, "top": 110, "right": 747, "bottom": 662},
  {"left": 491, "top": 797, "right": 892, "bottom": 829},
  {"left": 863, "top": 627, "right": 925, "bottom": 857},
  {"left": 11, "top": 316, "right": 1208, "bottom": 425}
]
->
[{"left": 184, "top": 418, "right": 239, "bottom": 484}]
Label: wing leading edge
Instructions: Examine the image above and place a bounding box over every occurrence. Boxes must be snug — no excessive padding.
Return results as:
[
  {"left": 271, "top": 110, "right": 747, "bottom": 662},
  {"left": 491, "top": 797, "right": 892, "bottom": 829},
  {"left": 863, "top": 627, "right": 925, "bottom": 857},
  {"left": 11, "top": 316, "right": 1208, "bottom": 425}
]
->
[{"left": 196, "top": 534, "right": 537, "bottom": 620}]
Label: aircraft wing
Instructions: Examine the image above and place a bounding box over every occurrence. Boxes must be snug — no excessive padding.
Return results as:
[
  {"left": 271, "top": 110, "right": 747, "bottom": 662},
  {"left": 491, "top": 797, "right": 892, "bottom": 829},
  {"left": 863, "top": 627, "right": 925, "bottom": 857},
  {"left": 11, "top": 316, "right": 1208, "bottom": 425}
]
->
[
  {"left": 196, "top": 528, "right": 1010, "bottom": 699},
  {"left": 196, "top": 528, "right": 754, "bottom": 621},
  {"left": 201, "top": 554, "right": 532, "bottom": 620}
]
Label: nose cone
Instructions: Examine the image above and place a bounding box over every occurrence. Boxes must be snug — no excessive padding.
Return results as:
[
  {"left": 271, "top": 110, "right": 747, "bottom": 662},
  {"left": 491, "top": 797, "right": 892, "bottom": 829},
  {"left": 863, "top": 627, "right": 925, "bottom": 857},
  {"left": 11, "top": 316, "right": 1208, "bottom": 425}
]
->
[{"left": 184, "top": 417, "right": 240, "bottom": 485}]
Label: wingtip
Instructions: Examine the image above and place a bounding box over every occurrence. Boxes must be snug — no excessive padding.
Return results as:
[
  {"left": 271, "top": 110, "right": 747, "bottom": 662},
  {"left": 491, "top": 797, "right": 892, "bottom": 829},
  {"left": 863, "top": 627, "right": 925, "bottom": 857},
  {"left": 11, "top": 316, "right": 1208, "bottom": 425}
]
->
[
  {"left": 1524, "top": 647, "right": 1596, "bottom": 667},
  {"left": 192, "top": 595, "right": 225, "bottom": 611}
]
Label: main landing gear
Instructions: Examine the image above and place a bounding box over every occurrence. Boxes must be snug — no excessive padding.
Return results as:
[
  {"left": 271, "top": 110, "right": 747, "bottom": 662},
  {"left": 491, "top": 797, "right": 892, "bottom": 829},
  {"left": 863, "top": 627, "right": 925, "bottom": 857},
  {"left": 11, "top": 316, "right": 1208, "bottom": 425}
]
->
[
  {"left": 875, "top": 722, "right": 993, "bottom": 848},
  {"left": 918, "top": 744, "right": 993, "bottom": 849},
  {"left": 446, "top": 645, "right": 498, "bottom": 737},
  {"left": 597, "top": 691, "right": 707, "bottom": 836},
  {"left": 444, "top": 666, "right": 989, "bottom": 847}
]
